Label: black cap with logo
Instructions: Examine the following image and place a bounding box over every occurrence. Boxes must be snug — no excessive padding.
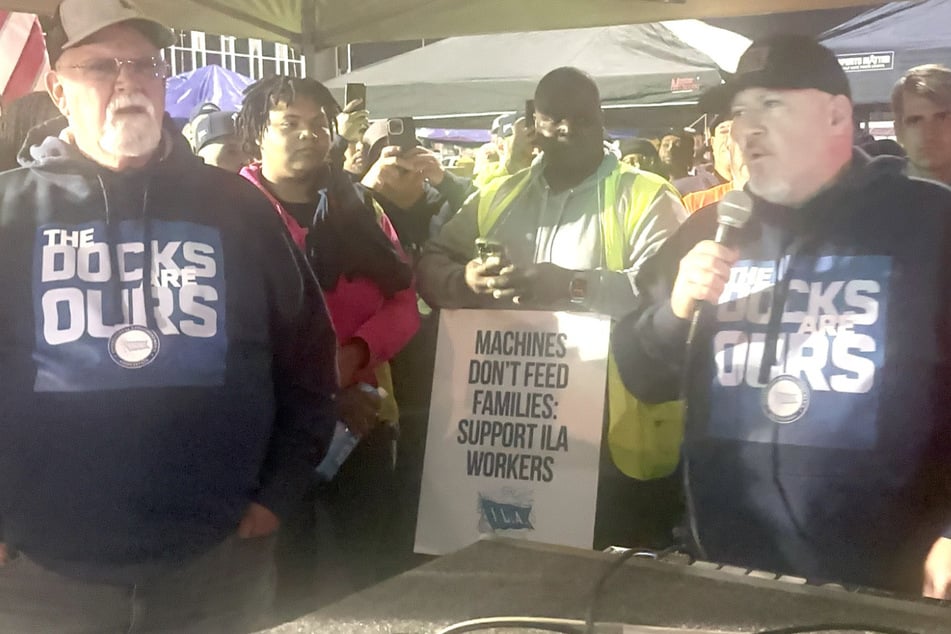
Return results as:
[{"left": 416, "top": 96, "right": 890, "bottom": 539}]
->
[{"left": 702, "top": 34, "right": 851, "bottom": 116}]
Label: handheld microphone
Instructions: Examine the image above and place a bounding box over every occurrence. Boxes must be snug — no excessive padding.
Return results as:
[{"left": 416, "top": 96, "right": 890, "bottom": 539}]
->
[
  {"left": 687, "top": 190, "right": 753, "bottom": 341},
  {"left": 713, "top": 190, "right": 754, "bottom": 246}
]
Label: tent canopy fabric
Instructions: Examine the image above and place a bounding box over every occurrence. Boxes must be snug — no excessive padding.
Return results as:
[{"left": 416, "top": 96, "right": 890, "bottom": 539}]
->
[
  {"left": 5, "top": 0, "right": 885, "bottom": 48},
  {"left": 165, "top": 64, "right": 253, "bottom": 119},
  {"left": 324, "top": 21, "right": 750, "bottom": 119},
  {"left": 820, "top": 0, "right": 951, "bottom": 106}
]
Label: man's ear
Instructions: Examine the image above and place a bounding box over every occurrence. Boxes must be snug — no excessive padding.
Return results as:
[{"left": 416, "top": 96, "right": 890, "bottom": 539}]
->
[
  {"left": 45, "top": 70, "right": 69, "bottom": 117},
  {"left": 829, "top": 94, "right": 853, "bottom": 134}
]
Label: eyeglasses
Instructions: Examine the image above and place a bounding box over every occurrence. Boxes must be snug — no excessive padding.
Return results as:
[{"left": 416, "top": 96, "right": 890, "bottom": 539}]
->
[{"left": 61, "top": 56, "right": 170, "bottom": 82}]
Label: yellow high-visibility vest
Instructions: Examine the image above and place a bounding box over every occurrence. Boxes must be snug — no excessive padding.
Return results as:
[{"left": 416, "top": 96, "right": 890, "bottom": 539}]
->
[{"left": 476, "top": 163, "right": 684, "bottom": 480}]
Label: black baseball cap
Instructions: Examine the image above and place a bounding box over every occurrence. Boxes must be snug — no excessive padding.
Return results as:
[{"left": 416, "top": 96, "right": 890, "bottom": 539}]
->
[
  {"left": 193, "top": 111, "right": 238, "bottom": 151},
  {"left": 701, "top": 34, "right": 851, "bottom": 115},
  {"left": 618, "top": 137, "right": 659, "bottom": 159}
]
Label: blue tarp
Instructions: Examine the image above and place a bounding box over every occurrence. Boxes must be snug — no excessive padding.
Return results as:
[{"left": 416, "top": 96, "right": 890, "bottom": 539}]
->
[
  {"left": 165, "top": 64, "right": 253, "bottom": 119},
  {"left": 417, "top": 128, "right": 489, "bottom": 144}
]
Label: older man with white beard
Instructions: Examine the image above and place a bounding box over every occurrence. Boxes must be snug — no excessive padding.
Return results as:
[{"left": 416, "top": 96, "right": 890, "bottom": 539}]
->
[{"left": 0, "top": 0, "right": 338, "bottom": 631}]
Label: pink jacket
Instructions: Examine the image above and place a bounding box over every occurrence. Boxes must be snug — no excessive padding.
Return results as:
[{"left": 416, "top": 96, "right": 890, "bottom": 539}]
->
[{"left": 240, "top": 163, "right": 420, "bottom": 387}]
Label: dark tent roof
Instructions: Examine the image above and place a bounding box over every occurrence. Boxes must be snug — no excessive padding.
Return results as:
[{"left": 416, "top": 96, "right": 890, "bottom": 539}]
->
[
  {"left": 10, "top": 0, "right": 883, "bottom": 47},
  {"left": 820, "top": 0, "right": 951, "bottom": 106},
  {"left": 325, "top": 22, "right": 748, "bottom": 119},
  {"left": 708, "top": 6, "right": 873, "bottom": 39}
]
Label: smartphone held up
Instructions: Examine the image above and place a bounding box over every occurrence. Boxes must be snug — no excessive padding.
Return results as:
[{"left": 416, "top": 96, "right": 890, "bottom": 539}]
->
[
  {"left": 475, "top": 238, "right": 506, "bottom": 263},
  {"left": 344, "top": 82, "right": 366, "bottom": 109},
  {"left": 386, "top": 117, "right": 417, "bottom": 151}
]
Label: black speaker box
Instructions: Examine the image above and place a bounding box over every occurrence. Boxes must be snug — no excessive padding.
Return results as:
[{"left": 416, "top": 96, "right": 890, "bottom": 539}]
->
[{"left": 263, "top": 537, "right": 951, "bottom": 633}]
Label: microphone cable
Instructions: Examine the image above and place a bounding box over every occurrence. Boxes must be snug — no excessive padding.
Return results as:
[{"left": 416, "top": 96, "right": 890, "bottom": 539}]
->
[
  {"left": 678, "top": 190, "right": 754, "bottom": 562},
  {"left": 583, "top": 545, "right": 682, "bottom": 634},
  {"left": 436, "top": 616, "right": 584, "bottom": 633}
]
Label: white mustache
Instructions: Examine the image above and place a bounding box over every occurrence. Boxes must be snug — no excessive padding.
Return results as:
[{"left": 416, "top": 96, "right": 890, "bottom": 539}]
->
[
  {"left": 99, "top": 92, "right": 162, "bottom": 158},
  {"left": 106, "top": 93, "right": 155, "bottom": 119}
]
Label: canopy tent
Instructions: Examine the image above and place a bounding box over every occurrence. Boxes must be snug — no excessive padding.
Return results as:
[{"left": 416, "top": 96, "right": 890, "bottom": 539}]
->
[
  {"left": 324, "top": 21, "right": 750, "bottom": 120},
  {"left": 165, "top": 64, "right": 253, "bottom": 120},
  {"left": 5, "top": 0, "right": 886, "bottom": 48},
  {"left": 820, "top": 0, "right": 951, "bottom": 106}
]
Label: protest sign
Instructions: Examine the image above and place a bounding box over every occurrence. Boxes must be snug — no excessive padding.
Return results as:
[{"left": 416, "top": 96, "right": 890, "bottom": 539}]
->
[{"left": 415, "top": 309, "right": 610, "bottom": 555}]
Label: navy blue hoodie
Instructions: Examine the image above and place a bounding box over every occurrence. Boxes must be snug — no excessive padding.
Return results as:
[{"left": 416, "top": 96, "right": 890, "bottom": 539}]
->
[
  {"left": 613, "top": 152, "right": 951, "bottom": 594},
  {"left": 0, "top": 119, "right": 337, "bottom": 583}
]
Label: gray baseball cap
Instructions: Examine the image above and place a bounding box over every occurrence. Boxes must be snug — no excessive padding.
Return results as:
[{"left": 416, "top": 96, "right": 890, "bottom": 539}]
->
[
  {"left": 194, "top": 111, "right": 238, "bottom": 151},
  {"left": 47, "top": 0, "right": 176, "bottom": 64},
  {"left": 491, "top": 113, "right": 518, "bottom": 137}
]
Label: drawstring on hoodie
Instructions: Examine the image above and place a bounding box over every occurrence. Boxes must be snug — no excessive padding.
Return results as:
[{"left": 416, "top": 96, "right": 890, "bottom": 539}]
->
[
  {"left": 307, "top": 189, "right": 330, "bottom": 264},
  {"left": 756, "top": 234, "right": 815, "bottom": 546},
  {"left": 96, "top": 174, "right": 158, "bottom": 332},
  {"left": 98, "top": 174, "right": 124, "bottom": 328},
  {"left": 757, "top": 237, "right": 804, "bottom": 385},
  {"left": 140, "top": 185, "right": 157, "bottom": 332}
]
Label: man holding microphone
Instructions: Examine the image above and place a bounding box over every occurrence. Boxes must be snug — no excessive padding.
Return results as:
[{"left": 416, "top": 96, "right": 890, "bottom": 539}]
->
[{"left": 613, "top": 34, "right": 951, "bottom": 599}]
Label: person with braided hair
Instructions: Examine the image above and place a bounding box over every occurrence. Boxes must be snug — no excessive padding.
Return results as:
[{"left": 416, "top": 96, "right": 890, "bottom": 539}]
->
[{"left": 237, "top": 75, "right": 420, "bottom": 613}]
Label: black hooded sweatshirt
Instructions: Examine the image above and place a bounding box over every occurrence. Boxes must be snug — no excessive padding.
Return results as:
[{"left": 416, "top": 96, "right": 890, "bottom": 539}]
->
[
  {"left": 0, "top": 119, "right": 337, "bottom": 583},
  {"left": 613, "top": 152, "right": 951, "bottom": 594}
]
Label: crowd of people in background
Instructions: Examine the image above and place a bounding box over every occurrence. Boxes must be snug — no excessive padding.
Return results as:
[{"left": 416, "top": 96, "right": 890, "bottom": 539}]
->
[{"left": 1, "top": 0, "right": 951, "bottom": 632}]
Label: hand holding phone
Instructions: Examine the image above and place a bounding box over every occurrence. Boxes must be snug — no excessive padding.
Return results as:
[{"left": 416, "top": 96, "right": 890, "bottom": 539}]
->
[
  {"left": 344, "top": 83, "right": 367, "bottom": 110},
  {"left": 524, "top": 99, "right": 535, "bottom": 130},
  {"left": 475, "top": 238, "right": 506, "bottom": 263},
  {"left": 508, "top": 102, "right": 537, "bottom": 171},
  {"left": 386, "top": 117, "right": 417, "bottom": 152},
  {"left": 339, "top": 83, "right": 369, "bottom": 142},
  {"left": 467, "top": 238, "right": 516, "bottom": 299}
]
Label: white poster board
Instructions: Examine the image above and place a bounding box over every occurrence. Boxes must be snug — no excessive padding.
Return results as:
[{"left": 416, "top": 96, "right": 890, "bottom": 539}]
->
[{"left": 414, "top": 309, "right": 611, "bottom": 555}]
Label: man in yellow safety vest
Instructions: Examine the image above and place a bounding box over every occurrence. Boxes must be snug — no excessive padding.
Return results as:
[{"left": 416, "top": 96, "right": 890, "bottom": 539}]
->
[{"left": 417, "top": 66, "right": 688, "bottom": 549}]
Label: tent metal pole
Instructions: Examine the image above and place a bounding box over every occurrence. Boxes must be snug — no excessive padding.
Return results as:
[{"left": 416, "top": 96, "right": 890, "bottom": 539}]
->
[{"left": 300, "top": 0, "right": 337, "bottom": 80}]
